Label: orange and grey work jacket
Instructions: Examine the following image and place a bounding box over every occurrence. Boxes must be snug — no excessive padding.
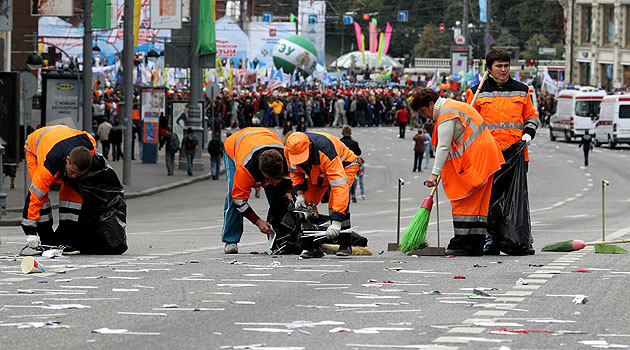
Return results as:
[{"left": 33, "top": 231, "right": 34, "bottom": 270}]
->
[
  {"left": 224, "top": 127, "right": 291, "bottom": 223},
  {"left": 431, "top": 99, "right": 504, "bottom": 200},
  {"left": 285, "top": 132, "right": 359, "bottom": 222},
  {"left": 22, "top": 125, "right": 96, "bottom": 235},
  {"left": 466, "top": 76, "right": 539, "bottom": 161}
]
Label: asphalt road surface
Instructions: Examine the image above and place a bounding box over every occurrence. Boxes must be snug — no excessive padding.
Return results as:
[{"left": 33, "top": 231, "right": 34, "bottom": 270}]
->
[{"left": 1, "top": 126, "right": 630, "bottom": 350}]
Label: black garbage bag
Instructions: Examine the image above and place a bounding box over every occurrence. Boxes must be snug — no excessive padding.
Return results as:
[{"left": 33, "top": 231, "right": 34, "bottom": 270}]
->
[
  {"left": 266, "top": 197, "right": 368, "bottom": 254},
  {"left": 62, "top": 153, "right": 128, "bottom": 254},
  {"left": 487, "top": 140, "right": 531, "bottom": 255}
]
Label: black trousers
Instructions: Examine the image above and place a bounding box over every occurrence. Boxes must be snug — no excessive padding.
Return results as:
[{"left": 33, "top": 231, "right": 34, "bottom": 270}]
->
[{"left": 413, "top": 151, "right": 424, "bottom": 171}]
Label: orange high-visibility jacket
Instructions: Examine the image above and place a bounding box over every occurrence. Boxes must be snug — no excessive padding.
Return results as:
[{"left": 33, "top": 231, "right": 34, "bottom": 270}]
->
[
  {"left": 431, "top": 99, "right": 504, "bottom": 201},
  {"left": 285, "top": 132, "right": 358, "bottom": 222},
  {"left": 466, "top": 77, "right": 539, "bottom": 161},
  {"left": 22, "top": 125, "right": 96, "bottom": 234},
  {"left": 224, "top": 127, "right": 287, "bottom": 214}
]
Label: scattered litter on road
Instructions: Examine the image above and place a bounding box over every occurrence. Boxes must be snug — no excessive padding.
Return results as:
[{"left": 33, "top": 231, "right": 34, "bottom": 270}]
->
[
  {"left": 229, "top": 260, "right": 247, "bottom": 265},
  {"left": 515, "top": 278, "right": 528, "bottom": 285},
  {"left": 580, "top": 340, "right": 630, "bottom": 348},
  {"left": 329, "top": 327, "right": 352, "bottom": 333},
  {"left": 472, "top": 264, "right": 488, "bottom": 268},
  {"left": 423, "top": 291, "right": 441, "bottom": 295},
  {"left": 572, "top": 269, "right": 589, "bottom": 273},
  {"left": 385, "top": 267, "right": 403, "bottom": 271},
  {"left": 117, "top": 312, "right": 168, "bottom": 317},
  {"left": 92, "top": 328, "right": 128, "bottom": 334},
  {"left": 153, "top": 307, "right": 224, "bottom": 311},
  {"left": 598, "top": 334, "right": 630, "bottom": 337},
  {"left": 92, "top": 328, "right": 160, "bottom": 336},
  {"left": 242, "top": 328, "right": 294, "bottom": 334},
  {"left": 220, "top": 345, "right": 304, "bottom": 350},
  {"left": 0, "top": 321, "right": 69, "bottom": 329},
  {"left": 526, "top": 319, "right": 576, "bottom": 323},
  {"left": 473, "top": 322, "right": 523, "bottom": 327},
  {"left": 112, "top": 288, "right": 140, "bottom": 292},
  {"left": 489, "top": 328, "right": 554, "bottom": 335},
  {"left": 528, "top": 264, "right": 544, "bottom": 267},
  {"left": 469, "top": 289, "right": 494, "bottom": 299},
  {"left": 453, "top": 276, "right": 466, "bottom": 279},
  {"left": 572, "top": 295, "right": 588, "bottom": 304},
  {"left": 42, "top": 249, "right": 63, "bottom": 258},
  {"left": 232, "top": 301, "right": 256, "bottom": 305}
]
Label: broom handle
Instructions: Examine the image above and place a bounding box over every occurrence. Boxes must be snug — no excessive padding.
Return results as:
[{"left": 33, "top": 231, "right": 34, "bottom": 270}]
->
[
  {"left": 470, "top": 71, "right": 489, "bottom": 106},
  {"left": 584, "top": 238, "right": 630, "bottom": 246}
]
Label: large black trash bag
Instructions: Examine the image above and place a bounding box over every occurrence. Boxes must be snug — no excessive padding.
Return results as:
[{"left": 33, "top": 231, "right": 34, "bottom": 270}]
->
[
  {"left": 64, "top": 153, "right": 128, "bottom": 254},
  {"left": 266, "top": 197, "right": 368, "bottom": 254},
  {"left": 488, "top": 140, "right": 531, "bottom": 255}
]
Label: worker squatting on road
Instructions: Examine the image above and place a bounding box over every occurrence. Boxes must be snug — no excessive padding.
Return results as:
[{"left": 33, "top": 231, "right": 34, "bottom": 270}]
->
[
  {"left": 465, "top": 48, "right": 539, "bottom": 255},
  {"left": 222, "top": 127, "right": 293, "bottom": 254},
  {"left": 411, "top": 88, "right": 504, "bottom": 256},
  {"left": 283, "top": 132, "right": 360, "bottom": 258},
  {"left": 21, "top": 125, "right": 97, "bottom": 255}
]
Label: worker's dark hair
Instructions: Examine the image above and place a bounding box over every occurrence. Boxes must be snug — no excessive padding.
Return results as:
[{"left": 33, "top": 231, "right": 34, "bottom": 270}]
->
[
  {"left": 486, "top": 48, "right": 511, "bottom": 70},
  {"left": 341, "top": 125, "right": 352, "bottom": 137},
  {"left": 259, "top": 149, "right": 284, "bottom": 180},
  {"left": 410, "top": 88, "right": 439, "bottom": 112},
  {"left": 69, "top": 146, "right": 93, "bottom": 171}
]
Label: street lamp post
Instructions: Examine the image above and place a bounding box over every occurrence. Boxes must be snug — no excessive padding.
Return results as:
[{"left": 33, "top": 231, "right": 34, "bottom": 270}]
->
[
  {"left": 180, "top": 0, "right": 204, "bottom": 172},
  {"left": 0, "top": 144, "right": 6, "bottom": 218},
  {"left": 82, "top": 0, "right": 93, "bottom": 132}
]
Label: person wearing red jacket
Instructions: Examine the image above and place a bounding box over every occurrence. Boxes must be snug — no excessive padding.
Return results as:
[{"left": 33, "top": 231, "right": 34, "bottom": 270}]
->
[
  {"left": 284, "top": 132, "right": 359, "bottom": 257},
  {"left": 395, "top": 105, "right": 410, "bottom": 139},
  {"left": 222, "top": 127, "right": 292, "bottom": 254},
  {"left": 22, "top": 125, "right": 96, "bottom": 255}
]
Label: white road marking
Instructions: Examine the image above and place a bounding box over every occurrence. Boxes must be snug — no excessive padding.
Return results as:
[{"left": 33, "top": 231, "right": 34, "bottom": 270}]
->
[{"left": 448, "top": 327, "right": 486, "bottom": 334}]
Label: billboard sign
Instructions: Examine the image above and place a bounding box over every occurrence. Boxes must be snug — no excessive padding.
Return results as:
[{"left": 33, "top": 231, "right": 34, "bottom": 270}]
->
[
  {"left": 42, "top": 75, "right": 82, "bottom": 130},
  {"left": 150, "top": 0, "right": 182, "bottom": 29}
]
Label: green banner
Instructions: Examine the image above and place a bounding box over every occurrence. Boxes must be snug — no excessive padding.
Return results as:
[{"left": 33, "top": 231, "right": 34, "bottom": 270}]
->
[
  {"left": 93, "top": 0, "right": 112, "bottom": 30},
  {"left": 196, "top": 0, "right": 217, "bottom": 55}
]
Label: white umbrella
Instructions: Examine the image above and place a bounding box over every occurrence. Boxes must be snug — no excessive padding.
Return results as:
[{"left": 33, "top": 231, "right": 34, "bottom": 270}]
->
[{"left": 329, "top": 51, "right": 403, "bottom": 69}]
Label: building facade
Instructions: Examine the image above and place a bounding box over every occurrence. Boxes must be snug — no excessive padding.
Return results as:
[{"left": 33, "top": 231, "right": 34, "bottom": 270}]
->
[{"left": 562, "top": 0, "right": 630, "bottom": 91}]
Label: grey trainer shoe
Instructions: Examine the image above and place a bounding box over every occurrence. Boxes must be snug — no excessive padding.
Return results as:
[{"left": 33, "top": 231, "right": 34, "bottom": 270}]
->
[{"left": 224, "top": 243, "right": 238, "bottom": 254}]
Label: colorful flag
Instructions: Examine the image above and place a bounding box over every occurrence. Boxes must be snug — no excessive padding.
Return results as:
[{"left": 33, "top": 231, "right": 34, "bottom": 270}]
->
[
  {"left": 543, "top": 68, "right": 557, "bottom": 95},
  {"left": 479, "top": 0, "right": 488, "bottom": 23},
  {"left": 197, "top": 0, "right": 217, "bottom": 55},
  {"left": 514, "top": 70, "right": 522, "bottom": 82},
  {"left": 377, "top": 33, "right": 385, "bottom": 65},
  {"left": 371, "top": 18, "right": 378, "bottom": 53},
  {"left": 361, "top": 33, "right": 366, "bottom": 65},
  {"left": 93, "top": 0, "right": 112, "bottom": 29},
  {"left": 133, "top": 0, "right": 141, "bottom": 47},
  {"left": 383, "top": 23, "right": 393, "bottom": 55},
  {"left": 427, "top": 69, "right": 438, "bottom": 87},
  {"left": 290, "top": 13, "right": 296, "bottom": 22},
  {"left": 354, "top": 22, "right": 363, "bottom": 52}
]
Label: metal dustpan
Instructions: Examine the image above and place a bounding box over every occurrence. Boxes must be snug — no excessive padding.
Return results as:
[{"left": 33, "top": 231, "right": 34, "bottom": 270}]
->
[{"left": 597, "top": 180, "right": 626, "bottom": 254}]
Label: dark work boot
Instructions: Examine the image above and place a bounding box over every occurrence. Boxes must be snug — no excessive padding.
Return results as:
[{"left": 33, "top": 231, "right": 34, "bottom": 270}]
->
[{"left": 336, "top": 231, "right": 352, "bottom": 256}]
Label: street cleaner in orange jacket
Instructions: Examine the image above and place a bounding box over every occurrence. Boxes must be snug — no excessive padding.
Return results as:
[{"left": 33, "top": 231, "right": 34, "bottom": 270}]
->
[
  {"left": 222, "top": 127, "right": 292, "bottom": 254},
  {"left": 465, "top": 48, "right": 539, "bottom": 255},
  {"left": 411, "top": 88, "right": 504, "bottom": 256},
  {"left": 22, "top": 125, "right": 96, "bottom": 255},
  {"left": 284, "top": 132, "right": 359, "bottom": 258}
]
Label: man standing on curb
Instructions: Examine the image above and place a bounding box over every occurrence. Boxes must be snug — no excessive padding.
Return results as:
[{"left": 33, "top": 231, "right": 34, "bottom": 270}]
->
[{"left": 466, "top": 48, "right": 539, "bottom": 255}]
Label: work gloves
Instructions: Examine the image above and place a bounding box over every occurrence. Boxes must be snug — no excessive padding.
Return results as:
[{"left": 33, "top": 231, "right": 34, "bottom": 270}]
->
[
  {"left": 295, "top": 194, "right": 306, "bottom": 208},
  {"left": 26, "top": 234, "right": 41, "bottom": 249},
  {"left": 522, "top": 134, "right": 532, "bottom": 147},
  {"left": 326, "top": 220, "right": 342, "bottom": 240}
]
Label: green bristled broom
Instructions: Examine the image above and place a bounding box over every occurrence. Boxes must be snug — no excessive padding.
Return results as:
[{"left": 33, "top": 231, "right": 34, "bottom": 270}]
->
[{"left": 399, "top": 184, "right": 437, "bottom": 253}]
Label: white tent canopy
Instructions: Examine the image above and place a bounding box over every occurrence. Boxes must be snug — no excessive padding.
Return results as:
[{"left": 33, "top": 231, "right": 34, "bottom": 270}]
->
[{"left": 329, "top": 51, "right": 403, "bottom": 69}]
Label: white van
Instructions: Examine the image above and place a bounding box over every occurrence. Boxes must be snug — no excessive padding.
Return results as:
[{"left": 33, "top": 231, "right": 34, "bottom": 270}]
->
[
  {"left": 549, "top": 87, "right": 606, "bottom": 142},
  {"left": 594, "top": 95, "right": 630, "bottom": 148}
]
